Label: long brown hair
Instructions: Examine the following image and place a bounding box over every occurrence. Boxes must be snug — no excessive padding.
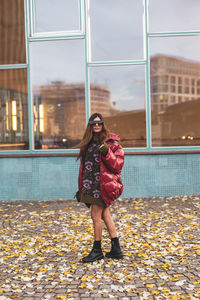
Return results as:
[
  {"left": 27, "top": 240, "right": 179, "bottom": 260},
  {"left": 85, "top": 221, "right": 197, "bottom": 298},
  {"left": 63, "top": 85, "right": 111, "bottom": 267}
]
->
[{"left": 77, "top": 113, "right": 110, "bottom": 160}]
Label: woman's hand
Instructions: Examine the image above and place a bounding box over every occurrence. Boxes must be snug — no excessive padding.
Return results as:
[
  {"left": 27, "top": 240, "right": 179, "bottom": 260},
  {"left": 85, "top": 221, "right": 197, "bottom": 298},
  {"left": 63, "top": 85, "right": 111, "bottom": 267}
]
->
[{"left": 99, "top": 143, "right": 109, "bottom": 156}]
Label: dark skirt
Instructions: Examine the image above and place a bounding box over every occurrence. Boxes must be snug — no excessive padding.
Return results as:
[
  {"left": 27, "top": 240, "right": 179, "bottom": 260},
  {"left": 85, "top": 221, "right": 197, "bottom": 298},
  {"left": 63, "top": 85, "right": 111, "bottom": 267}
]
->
[{"left": 80, "top": 191, "right": 106, "bottom": 208}]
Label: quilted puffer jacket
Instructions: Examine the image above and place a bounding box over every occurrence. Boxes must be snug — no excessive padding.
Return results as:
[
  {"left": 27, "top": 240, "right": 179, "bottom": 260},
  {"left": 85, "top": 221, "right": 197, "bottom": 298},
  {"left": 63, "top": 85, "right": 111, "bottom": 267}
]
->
[{"left": 78, "top": 133, "right": 124, "bottom": 207}]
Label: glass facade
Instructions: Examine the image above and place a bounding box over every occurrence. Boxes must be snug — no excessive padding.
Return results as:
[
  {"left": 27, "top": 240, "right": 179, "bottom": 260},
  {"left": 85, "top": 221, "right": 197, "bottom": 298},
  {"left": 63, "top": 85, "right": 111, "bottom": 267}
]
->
[
  {"left": 0, "top": 0, "right": 200, "bottom": 153},
  {"left": 0, "top": 0, "right": 28, "bottom": 150}
]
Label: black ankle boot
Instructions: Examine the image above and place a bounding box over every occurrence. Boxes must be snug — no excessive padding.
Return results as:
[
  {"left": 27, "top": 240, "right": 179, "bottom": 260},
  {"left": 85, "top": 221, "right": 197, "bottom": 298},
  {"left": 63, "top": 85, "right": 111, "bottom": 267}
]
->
[
  {"left": 105, "top": 237, "right": 123, "bottom": 259},
  {"left": 81, "top": 240, "right": 104, "bottom": 263}
]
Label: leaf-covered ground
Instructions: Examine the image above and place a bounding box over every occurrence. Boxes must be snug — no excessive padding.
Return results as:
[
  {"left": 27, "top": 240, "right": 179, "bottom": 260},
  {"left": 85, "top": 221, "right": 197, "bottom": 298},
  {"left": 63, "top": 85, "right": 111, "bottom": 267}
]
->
[{"left": 0, "top": 196, "right": 200, "bottom": 300}]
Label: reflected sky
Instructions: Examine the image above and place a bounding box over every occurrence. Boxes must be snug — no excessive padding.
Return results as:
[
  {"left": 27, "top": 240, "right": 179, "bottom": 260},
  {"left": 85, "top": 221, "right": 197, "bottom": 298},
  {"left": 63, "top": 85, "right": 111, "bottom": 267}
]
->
[
  {"left": 35, "top": 0, "right": 80, "bottom": 32},
  {"left": 149, "top": 0, "right": 200, "bottom": 32},
  {"left": 30, "top": 40, "right": 85, "bottom": 86},
  {"left": 90, "top": 65, "right": 145, "bottom": 111},
  {"left": 89, "top": 0, "right": 144, "bottom": 61}
]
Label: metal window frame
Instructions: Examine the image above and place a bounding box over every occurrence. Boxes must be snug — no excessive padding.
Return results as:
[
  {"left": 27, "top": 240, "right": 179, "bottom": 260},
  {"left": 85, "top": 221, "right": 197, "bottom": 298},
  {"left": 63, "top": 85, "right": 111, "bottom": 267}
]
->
[{"left": 0, "top": 0, "right": 200, "bottom": 156}]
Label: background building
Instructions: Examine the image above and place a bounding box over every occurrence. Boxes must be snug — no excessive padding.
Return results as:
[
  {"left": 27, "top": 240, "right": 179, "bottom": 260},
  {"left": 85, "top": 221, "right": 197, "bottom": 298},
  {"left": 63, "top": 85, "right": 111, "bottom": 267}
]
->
[{"left": 0, "top": 0, "right": 200, "bottom": 200}]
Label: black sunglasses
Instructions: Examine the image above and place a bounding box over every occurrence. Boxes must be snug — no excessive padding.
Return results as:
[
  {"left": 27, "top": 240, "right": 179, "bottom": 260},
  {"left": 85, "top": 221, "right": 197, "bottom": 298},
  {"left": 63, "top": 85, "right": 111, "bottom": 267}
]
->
[{"left": 89, "top": 120, "right": 104, "bottom": 126}]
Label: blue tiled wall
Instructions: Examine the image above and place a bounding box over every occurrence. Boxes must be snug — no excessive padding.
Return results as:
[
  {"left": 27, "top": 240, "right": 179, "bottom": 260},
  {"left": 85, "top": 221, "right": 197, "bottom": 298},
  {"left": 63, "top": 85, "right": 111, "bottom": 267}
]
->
[{"left": 0, "top": 154, "right": 199, "bottom": 201}]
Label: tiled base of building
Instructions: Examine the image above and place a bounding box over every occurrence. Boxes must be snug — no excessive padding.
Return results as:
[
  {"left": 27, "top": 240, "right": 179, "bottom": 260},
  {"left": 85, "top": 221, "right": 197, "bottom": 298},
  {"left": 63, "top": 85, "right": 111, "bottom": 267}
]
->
[{"left": 0, "top": 154, "right": 200, "bottom": 200}]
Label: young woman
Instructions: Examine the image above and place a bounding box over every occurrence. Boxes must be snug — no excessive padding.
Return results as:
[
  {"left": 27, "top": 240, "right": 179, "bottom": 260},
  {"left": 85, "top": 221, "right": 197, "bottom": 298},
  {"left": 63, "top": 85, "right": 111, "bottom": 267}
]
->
[{"left": 77, "top": 112, "right": 124, "bottom": 263}]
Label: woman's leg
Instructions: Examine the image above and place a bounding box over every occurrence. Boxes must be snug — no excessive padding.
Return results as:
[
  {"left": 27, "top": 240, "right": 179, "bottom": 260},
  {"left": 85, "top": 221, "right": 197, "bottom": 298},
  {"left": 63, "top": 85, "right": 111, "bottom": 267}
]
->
[
  {"left": 102, "top": 207, "right": 123, "bottom": 259},
  {"left": 102, "top": 207, "right": 117, "bottom": 238},
  {"left": 91, "top": 204, "right": 104, "bottom": 240},
  {"left": 81, "top": 204, "right": 104, "bottom": 262}
]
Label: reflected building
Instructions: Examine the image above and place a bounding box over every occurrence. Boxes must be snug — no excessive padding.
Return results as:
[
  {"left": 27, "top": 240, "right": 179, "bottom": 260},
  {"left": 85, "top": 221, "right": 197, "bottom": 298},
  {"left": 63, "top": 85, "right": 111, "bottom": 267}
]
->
[
  {"left": 0, "top": 69, "right": 29, "bottom": 150},
  {"left": 161, "top": 98, "right": 200, "bottom": 145},
  {"left": 0, "top": 0, "right": 28, "bottom": 150},
  {"left": 151, "top": 54, "right": 200, "bottom": 113},
  {"left": 0, "top": 0, "right": 26, "bottom": 65},
  {"left": 34, "top": 81, "right": 112, "bottom": 148},
  {"left": 90, "top": 83, "right": 112, "bottom": 116},
  {"left": 104, "top": 110, "right": 146, "bottom": 147},
  {"left": 151, "top": 55, "right": 200, "bottom": 146}
]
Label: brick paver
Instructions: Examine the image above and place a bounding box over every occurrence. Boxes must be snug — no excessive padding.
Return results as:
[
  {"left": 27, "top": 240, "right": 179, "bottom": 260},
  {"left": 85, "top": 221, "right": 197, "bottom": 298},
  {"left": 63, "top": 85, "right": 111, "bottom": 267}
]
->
[{"left": 0, "top": 196, "right": 200, "bottom": 299}]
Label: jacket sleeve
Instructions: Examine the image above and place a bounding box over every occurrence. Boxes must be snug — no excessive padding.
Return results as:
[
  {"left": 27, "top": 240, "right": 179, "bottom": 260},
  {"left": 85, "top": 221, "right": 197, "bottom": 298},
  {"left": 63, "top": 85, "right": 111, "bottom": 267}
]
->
[{"left": 101, "top": 142, "right": 124, "bottom": 174}]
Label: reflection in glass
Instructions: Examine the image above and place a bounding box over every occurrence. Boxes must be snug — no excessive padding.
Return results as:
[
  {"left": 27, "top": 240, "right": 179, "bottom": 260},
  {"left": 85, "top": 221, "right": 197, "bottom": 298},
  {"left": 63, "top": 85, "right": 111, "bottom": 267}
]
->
[
  {"left": 150, "top": 36, "right": 200, "bottom": 146},
  {"left": 89, "top": 65, "right": 146, "bottom": 147},
  {"left": 89, "top": 0, "right": 144, "bottom": 61},
  {"left": 34, "top": 0, "right": 80, "bottom": 33},
  {"left": 0, "top": 0, "right": 26, "bottom": 65},
  {"left": 149, "top": 0, "right": 200, "bottom": 32},
  {"left": 30, "top": 40, "right": 85, "bottom": 149},
  {"left": 0, "top": 69, "right": 29, "bottom": 150}
]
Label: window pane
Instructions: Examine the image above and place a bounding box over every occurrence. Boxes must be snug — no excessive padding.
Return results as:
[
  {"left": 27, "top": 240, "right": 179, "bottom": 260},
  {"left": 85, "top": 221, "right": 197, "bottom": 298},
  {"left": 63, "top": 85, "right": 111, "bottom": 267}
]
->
[
  {"left": 30, "top": 40, "right": 85, "bottom": 149},
  {"left": 34, "top": 0, "right": 80, "bottom": 33},
  {"left": 90, "top": 65, "right": 146, "bottom": 148},
  {"left": 0, "top": 69, "right": 29, "bottom": 150},
  {"left": 0, "top": 0, "right": 26, "bottom": 65},
  {"left": 150, "top": 36, "right": 200, "bottom": 147},
  {"left": 149, "top": 0, "right": 200, "bottom": 32},
  {"left": 89, "top": 0, "right": 144, "bottom": 61}
]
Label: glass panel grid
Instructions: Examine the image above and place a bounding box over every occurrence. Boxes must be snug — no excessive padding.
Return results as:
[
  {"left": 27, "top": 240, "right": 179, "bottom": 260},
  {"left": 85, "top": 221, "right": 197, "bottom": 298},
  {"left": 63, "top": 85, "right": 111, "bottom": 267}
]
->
[{"left": 1, "top": 0, "right": 200, "bottom": 153}]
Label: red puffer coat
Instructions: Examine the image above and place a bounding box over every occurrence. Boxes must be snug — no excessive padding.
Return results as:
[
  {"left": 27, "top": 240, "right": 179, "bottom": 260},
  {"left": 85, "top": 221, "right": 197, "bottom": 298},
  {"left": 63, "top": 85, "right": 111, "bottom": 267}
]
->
[{"left": 78, "top": 133, "right": 124, "bottom": 207}]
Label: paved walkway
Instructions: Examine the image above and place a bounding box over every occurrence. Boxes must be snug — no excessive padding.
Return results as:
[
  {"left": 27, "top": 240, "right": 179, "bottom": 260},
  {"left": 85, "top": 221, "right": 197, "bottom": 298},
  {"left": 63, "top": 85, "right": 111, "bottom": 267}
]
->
[{"left": 0, "top": 196, "right": 200, "bottom": 300}]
